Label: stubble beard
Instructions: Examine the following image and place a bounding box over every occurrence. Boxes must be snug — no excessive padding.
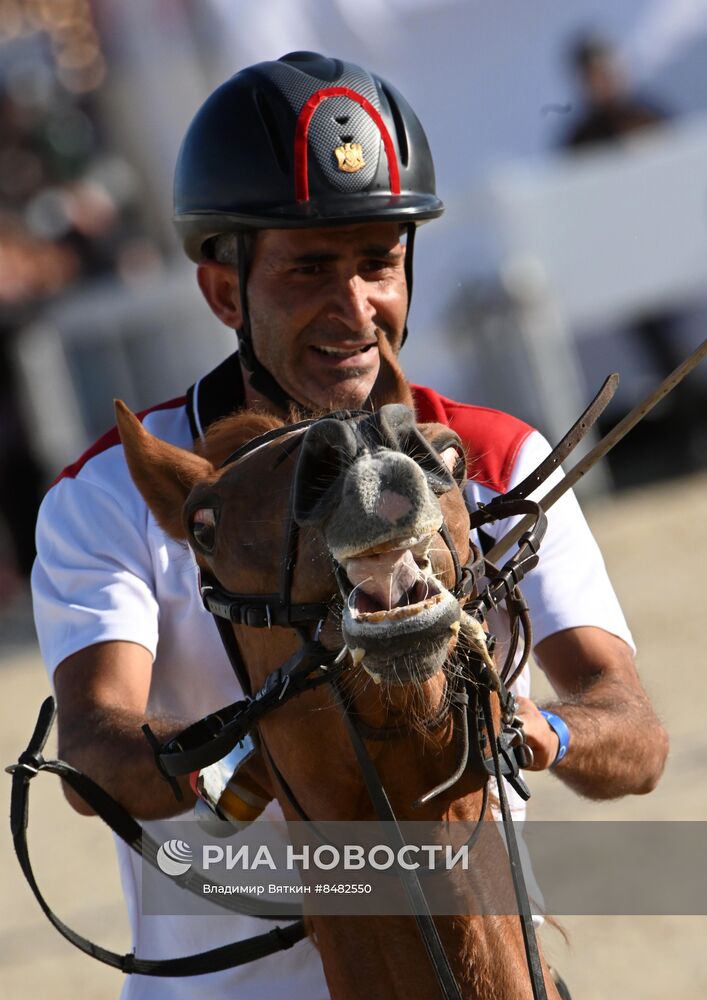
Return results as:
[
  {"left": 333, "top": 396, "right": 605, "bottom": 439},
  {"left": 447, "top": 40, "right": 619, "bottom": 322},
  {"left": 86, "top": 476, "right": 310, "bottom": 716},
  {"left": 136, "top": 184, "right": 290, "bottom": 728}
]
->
[
  {"left": 318, "top": 370, "right": 376, "bottom": 411},
  {"left": 250, "top": 312, "right": 388, "bottom": 412}
]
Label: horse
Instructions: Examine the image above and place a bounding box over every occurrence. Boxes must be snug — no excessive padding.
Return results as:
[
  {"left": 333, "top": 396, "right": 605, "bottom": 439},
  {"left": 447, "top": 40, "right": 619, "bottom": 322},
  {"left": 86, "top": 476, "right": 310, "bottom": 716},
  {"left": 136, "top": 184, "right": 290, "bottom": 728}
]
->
[{"left": 115, "top": 371, "right": 560, "bottom": 1000}]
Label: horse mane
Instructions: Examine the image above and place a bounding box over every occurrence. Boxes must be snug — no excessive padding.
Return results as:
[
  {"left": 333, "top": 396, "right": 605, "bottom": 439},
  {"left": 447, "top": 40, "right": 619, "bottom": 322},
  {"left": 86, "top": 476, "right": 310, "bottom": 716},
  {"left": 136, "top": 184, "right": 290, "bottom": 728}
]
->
[
  {"left": 197, "top": 405, "right": 342, "bottom": 467},
  {"left": 197, "top": 409, "right": 287, "bottom": 467}
]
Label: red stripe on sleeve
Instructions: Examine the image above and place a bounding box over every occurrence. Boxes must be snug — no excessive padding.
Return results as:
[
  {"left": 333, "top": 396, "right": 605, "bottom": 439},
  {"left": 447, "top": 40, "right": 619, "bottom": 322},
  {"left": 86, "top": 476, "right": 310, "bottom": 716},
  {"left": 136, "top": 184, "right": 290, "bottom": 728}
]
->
[{"left": 51, "top": 395, "right": 186, "bottom": 487}]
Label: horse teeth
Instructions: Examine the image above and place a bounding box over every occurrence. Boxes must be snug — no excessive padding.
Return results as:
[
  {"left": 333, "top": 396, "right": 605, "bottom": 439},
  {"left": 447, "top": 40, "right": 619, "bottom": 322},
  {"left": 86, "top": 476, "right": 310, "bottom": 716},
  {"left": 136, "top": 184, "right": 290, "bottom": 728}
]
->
[
  {"left": 449, "top": 621, "right": 461, "bottom": 634},
  {"left": 363, "top": 665, "right": 382, "bottom": 684},
  {"left": 350, "top": 647, "right": 366, "bottom": 666}
]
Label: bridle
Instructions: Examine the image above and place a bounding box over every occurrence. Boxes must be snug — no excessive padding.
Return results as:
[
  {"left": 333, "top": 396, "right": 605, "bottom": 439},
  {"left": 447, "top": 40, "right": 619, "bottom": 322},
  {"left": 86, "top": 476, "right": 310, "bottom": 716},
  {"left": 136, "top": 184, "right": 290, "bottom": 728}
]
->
[
  {"left": 156, "top": 406, "right": 497, "bottom": 778},
  {"left": 8, "top": 376, "right": 620, "bottom": 996},
  {"left": 149, "top": 406, "right": 552, "bottom": 1000},
  {"left": 198, "top": 408, "right": 486, "bottom": 692}
]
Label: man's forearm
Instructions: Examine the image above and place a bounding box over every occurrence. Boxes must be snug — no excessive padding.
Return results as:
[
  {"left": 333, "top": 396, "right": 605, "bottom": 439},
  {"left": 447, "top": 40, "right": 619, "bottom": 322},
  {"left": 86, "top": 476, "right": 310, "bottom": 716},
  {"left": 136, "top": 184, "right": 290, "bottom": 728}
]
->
[
  {"left": 526, "top": 626, "right": 670, "bottom": 799},
  {"left": 544, "top": 675, "right": 668, "bottom": 798},
  {"left": 59, "top": 706, "right": 194, "bottom": 819}
]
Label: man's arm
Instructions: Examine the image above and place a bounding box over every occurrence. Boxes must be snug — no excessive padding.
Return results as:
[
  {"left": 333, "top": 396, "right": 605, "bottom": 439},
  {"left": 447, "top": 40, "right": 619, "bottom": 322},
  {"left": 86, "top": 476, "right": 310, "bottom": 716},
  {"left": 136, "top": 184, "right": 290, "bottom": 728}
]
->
[
  {"left": 55, "top": 640, "right": 195, "bottom": 819},
  {"left": 516, "top": 625, "right": 668, "bottom": 798}
]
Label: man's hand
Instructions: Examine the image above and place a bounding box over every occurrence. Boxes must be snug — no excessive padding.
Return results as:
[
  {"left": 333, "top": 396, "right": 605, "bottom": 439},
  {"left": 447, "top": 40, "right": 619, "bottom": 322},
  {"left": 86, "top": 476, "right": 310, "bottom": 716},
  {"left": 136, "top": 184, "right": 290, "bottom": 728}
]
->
[{"left": 514, "top": 696, "right": 560, "bottom": 771}]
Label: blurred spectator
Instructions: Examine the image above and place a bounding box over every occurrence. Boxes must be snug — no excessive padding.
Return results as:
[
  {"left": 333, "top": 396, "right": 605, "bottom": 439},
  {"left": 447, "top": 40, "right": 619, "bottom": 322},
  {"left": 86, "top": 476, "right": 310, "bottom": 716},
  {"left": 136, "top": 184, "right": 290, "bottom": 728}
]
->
[
  {"left": 563, "top": 33, "right": 668, "bottom": 148},
  {"left": 561, "top": 32, "right": 703, "bottom": 486},
  {"left": 0, "top": 54, "right": 160, "bottom": 598}
]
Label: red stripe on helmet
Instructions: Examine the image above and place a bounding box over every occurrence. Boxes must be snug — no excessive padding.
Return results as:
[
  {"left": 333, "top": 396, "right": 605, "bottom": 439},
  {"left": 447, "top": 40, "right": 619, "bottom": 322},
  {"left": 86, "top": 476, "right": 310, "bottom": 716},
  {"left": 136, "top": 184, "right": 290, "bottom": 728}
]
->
[{"left": 294, "top": 86, "right": 401, "bottom": 202}]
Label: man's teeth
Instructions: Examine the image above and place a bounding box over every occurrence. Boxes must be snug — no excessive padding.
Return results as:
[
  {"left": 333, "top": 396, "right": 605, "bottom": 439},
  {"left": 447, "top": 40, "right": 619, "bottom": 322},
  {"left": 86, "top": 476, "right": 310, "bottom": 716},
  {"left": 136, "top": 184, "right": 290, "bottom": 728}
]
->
[{"left": 314, "top": 344, "right": 374, "bottom": 357}]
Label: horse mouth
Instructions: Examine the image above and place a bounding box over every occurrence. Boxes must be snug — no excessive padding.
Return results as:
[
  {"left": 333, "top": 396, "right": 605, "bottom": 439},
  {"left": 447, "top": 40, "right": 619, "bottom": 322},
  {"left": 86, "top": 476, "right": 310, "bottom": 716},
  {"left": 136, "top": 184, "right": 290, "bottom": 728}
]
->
[{"left": 336, "top": 534, "right": 461, "bottom": 684}]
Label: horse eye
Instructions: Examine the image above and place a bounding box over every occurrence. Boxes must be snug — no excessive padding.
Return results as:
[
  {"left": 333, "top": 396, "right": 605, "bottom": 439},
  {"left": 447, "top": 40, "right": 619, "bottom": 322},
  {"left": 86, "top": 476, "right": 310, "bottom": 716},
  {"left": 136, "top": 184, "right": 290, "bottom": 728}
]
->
[{"left": 191, "top": 508, "right": 217, "bottom": 552}]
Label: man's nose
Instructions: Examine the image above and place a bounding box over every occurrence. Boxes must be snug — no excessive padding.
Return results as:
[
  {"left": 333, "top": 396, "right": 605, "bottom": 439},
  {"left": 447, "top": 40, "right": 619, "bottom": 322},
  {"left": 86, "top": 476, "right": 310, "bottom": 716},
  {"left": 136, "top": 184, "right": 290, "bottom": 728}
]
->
[{"left": 327, "top": 275, "right": 376, "bottom": 332}]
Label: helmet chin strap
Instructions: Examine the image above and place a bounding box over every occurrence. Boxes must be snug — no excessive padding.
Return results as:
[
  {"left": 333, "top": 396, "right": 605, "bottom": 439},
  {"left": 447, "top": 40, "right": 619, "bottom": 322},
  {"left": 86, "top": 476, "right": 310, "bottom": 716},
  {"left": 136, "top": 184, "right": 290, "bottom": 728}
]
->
[
  {"left": 401, "top": 222, "right": 415, "bottom": 348},
  {"left": 235, "top": 232, "right": 302, "bottom": 414},
  {"left": 235, "top": 224, "right": 416, "bottom": 413}
]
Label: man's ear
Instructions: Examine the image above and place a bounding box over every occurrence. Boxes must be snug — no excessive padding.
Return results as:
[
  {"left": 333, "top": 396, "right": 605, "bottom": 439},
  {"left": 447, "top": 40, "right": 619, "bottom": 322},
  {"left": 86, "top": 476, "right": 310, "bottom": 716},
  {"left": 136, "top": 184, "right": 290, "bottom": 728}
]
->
[
  {"left": 115, "top": 400, "right": 216, "bottom": 539},
  {"left": 196, "top": 261, "right": 243, "bottom": 329}
]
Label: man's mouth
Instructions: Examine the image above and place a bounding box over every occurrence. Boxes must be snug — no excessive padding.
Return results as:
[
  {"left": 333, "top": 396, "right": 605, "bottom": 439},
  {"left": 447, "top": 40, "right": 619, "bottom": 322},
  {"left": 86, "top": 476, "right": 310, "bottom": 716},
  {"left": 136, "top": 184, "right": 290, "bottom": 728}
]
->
[{"left": 311, "top": 343, "right": 377, "bottom": 360}]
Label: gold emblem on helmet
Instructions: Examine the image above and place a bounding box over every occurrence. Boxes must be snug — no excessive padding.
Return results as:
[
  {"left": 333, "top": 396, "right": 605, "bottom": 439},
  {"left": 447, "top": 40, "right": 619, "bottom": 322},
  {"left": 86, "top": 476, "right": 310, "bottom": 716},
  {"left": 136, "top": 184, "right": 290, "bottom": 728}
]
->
[{"left": 334, "top": 142, "right": 365, "bottom": 173}]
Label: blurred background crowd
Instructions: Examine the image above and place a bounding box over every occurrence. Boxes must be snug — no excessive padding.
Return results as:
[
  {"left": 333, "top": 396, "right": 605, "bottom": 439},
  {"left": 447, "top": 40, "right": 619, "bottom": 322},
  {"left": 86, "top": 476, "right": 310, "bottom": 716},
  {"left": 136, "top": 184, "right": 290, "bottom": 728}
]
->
[{"left": 0, "top": 0, "right": 706, "bottom": 614}]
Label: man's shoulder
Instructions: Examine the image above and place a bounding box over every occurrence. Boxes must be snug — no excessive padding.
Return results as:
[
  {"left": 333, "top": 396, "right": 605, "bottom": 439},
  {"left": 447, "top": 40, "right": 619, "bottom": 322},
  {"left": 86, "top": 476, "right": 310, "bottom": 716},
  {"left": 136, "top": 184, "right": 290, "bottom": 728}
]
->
[
  {"left": 411, "top": 384, "right": 534, "bottom": 494},
  {"left": 50, "top": 395, "right": 189, "bottom": 490}
]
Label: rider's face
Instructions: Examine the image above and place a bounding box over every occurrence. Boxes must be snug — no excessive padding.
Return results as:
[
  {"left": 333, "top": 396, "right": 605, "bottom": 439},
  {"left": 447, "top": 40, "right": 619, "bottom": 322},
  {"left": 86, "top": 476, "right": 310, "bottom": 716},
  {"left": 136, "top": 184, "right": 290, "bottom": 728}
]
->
[{"left": 245, "top": 223, "right": 408, "bottom": 411}]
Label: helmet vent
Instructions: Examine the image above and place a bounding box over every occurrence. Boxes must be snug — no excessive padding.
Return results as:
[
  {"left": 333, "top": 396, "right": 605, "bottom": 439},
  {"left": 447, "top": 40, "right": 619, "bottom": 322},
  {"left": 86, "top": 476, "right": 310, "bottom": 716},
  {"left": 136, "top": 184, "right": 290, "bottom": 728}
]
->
[
  {"left": 253, "top": 88, "right": 290, "bottom": 175},
  {"left": 381, "top": 83, "right": 409, "bottom": 168},
  {"left": 334, "top": 115, "right": 349, "bottom": 125}
]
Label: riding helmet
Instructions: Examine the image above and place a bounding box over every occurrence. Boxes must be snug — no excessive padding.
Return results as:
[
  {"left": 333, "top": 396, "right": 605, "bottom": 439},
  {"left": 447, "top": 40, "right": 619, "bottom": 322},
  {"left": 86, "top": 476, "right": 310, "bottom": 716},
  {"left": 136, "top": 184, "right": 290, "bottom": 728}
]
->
[{"left": 174, "top": 51, "right": 444, "bottom": 261}]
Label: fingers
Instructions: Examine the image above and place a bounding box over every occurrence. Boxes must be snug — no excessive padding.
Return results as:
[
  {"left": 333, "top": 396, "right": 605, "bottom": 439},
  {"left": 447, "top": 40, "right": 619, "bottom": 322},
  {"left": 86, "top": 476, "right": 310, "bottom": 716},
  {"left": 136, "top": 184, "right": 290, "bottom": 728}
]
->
[{"left": 514, "top": 696, "right": 561, "bottom": 771}]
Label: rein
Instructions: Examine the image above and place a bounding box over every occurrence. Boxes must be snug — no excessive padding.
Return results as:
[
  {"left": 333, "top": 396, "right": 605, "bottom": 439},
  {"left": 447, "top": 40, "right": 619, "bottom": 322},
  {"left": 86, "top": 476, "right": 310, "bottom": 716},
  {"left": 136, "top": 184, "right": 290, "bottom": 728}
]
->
[{"left": 8, "top": 374, "right": 619, "bottom": 993}]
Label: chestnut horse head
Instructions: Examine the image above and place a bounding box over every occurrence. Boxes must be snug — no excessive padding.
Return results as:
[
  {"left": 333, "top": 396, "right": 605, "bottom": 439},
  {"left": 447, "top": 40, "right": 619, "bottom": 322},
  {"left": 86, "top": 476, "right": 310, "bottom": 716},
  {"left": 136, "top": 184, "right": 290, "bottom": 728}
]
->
[
  {"left": 118, "top": 398, "right": 481, "bottom": 745},
  {"left": 116, "top": 393, "right": 559, "bottom": 1000}
]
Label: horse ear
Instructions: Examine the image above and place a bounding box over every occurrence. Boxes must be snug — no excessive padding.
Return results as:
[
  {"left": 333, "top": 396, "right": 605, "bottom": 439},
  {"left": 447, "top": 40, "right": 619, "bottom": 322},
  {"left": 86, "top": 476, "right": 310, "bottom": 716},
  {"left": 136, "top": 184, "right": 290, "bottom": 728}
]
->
[
  {"left": 115, "top": 400, "right": 215, "bottom": 540},
  {"left": 369, "top": 330, "right": 414, "bottom": 410}
]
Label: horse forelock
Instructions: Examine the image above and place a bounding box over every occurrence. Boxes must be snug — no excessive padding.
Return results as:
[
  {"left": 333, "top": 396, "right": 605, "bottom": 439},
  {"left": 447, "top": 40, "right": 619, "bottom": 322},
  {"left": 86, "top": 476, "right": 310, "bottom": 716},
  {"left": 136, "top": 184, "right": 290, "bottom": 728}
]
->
[
  {"left": 197, "top": 410, "right": 287, "bottom": 467},
  {"left": 196, "top": 406, "right": 348, "bottom": 469}
]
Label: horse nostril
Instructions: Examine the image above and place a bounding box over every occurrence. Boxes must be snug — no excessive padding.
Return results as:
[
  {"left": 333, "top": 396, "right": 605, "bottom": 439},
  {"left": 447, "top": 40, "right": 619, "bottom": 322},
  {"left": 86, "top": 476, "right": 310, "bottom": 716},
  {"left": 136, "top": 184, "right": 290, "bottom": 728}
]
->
[{"left": 376, "top": 489, "right": 413, "bottom": 525}]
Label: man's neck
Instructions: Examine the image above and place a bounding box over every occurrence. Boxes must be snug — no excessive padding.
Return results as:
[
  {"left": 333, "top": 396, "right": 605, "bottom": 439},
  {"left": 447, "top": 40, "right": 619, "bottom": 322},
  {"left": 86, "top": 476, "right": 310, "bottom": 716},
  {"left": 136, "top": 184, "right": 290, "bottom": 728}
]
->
[{"left": 240, "top": 359, "right": 305, "bottom": 418}]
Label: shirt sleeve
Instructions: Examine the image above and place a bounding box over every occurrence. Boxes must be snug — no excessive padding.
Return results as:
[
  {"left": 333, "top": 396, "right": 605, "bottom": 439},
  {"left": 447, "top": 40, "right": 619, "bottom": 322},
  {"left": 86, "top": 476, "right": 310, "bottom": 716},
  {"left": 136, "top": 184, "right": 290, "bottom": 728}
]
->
[
  {"left": 476, "top": 430, "right": 635, "bottom": 653},
  {"left": 32, "top": 473, "right": 160, "bottom": 679}
]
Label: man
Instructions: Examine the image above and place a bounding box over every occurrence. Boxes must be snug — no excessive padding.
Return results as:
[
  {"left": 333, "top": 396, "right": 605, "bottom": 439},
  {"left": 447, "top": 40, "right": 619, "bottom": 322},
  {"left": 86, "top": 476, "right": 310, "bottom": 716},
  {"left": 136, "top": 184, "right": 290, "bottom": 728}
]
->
[
  {"left": 562, "top": 33, "right": 667, "bottom": 149},
  {"left": 33, "top": 52, "right": 668, "bottom": 999}
]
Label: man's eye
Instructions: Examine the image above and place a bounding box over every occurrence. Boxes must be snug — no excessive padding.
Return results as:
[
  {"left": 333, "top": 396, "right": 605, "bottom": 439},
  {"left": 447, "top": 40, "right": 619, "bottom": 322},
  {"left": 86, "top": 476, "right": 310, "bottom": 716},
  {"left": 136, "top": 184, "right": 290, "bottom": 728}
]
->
[
  {"left": 362, "top": 259, "right": 390, "bottom": 274},
  {"left": 191, "top": 509, "right": 217, "bottom": 551}
]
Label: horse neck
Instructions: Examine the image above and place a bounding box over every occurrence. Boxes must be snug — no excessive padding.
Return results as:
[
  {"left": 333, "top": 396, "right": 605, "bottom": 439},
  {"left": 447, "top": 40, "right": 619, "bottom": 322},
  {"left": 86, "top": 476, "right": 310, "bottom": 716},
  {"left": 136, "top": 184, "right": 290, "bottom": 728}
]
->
[
  {"left": 310, "top": 913, "right": 548, "bottom": 1000},
  {"left": 288, "top": 685, "right": 556, "bottom": 999},
  {"left": 253, "top": 695, "right": 557, "bottom": 996}
]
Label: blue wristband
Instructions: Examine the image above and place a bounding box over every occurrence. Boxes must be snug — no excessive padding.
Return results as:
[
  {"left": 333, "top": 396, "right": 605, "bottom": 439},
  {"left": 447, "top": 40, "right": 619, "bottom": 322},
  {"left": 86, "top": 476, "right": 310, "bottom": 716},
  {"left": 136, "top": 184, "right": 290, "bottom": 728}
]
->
[{"left": 539, "top": 710, "right": 570, "bottom": 766}]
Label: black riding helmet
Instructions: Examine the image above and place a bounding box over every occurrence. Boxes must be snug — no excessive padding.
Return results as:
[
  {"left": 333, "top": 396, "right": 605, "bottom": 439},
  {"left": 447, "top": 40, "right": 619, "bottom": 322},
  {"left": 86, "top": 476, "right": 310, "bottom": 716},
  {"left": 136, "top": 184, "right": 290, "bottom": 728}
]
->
[{"left": 173, "top": 51, "right": 444, "bottom": 409}]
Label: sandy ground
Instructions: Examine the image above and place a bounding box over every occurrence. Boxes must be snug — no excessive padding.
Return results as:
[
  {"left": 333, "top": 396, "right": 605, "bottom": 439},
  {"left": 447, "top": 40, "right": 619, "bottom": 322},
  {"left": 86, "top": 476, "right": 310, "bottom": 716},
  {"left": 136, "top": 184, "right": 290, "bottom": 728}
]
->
[{"left": 1, "top": 472, "right": 706, "bottom": 999}]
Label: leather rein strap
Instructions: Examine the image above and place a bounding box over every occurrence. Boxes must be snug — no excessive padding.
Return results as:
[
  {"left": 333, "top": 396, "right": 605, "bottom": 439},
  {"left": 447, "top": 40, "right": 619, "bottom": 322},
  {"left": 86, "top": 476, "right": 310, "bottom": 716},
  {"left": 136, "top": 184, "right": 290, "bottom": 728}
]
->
[
  {"left": 330, "top": 676, "right": 464, "bottom": 1000},
  {"left": 7, "top": 698, "right": 306, "bottom": 977}
]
